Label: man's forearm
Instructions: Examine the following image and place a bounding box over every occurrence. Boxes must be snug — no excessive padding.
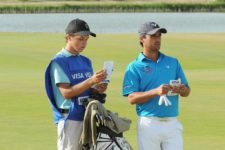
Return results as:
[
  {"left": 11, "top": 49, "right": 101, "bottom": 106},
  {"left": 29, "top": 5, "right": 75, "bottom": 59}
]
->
[
  {"left": 58, "top": 78, "right": 95, "bottom": 99},
  {"left": 128, "top": 89, "right": 158, "bottom": 105}
]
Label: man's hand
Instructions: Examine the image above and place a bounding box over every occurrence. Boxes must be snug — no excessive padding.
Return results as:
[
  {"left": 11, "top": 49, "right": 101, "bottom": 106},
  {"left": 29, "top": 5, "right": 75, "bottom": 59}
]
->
[
  {"left": 94, "top": 83, "right": 108, "bottom": 93},
  {"left": 155, "top": 84, "right": 173, "bottom": 96},
  {"left": 90, "top": 69, "right": 107, "bottom": 85},
  {"left": 171, "top": 84, "right": 190, "bottom": 97}
]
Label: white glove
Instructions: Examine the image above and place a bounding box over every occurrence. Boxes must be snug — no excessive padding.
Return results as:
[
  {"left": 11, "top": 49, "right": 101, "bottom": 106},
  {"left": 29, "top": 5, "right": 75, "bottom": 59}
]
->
[{"left": 158, "top": 95, "right": 172, "bottom": 106}]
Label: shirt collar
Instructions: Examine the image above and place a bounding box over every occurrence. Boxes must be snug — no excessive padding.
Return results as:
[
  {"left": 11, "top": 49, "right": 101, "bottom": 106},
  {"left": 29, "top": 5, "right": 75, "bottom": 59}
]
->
[
  {"left": 137, "top": 51, "right": 164, "bottom": 63},
  {"left": 61, "top": 48, "right": 79, "bottom": 57}
]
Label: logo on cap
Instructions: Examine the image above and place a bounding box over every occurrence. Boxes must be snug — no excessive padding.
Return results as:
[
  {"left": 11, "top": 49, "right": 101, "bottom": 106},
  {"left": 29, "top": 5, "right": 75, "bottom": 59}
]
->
[{"left": 151, "top": 22, "right": 159, "bottom": 28}]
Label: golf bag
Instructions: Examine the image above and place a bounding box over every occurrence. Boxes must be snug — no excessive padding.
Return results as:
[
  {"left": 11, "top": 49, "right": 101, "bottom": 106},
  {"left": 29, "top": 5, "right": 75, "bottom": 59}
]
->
[
  {"left": 81, "top": 90, "right": 133, "bottom": 150},
  {"left": 93, "top": 127, "right": 132, "bottom": 150}
]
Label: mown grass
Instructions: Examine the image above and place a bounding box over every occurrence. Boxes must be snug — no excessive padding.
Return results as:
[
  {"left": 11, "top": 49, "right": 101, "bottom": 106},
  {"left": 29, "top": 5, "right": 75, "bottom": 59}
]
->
[{"left": 0, "top": 32, "right": 225, "bottom": 150}]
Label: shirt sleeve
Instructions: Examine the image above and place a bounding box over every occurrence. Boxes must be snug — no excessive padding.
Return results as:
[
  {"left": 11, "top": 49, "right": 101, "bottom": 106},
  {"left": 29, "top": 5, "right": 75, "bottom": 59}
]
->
[
  {"left": 122, "top": 64, "right": 140, "bottom": 96},
  {"left": 176, "top": 60, "right": 189, "bottom": 88},
  {"left": 50, "top": 61, "right": 70, "bottom": 85}
]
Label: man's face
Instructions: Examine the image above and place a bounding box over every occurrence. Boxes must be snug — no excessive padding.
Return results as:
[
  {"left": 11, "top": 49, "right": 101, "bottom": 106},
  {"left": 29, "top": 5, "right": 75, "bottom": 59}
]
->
[
  {"left": 141, "top": 31, "right": 162, "bottom": 51},
  {"left": 68, "top": 34, "right": 89, "bottom": 53}
]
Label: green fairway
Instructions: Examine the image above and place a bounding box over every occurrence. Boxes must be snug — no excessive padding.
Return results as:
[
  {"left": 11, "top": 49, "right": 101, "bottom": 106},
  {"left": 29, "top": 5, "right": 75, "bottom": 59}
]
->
[{"left": 0, "top": 32, "right": 225, "bottom": 150}]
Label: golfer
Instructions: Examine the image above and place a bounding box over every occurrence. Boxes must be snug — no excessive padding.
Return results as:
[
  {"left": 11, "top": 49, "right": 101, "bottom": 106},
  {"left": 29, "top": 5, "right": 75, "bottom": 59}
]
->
[
  {"left": 45, "top": 18, "right": 107, "bottom": 150},
  {"left": 122, "top": 21, "right": 191, "bottom": 150}
]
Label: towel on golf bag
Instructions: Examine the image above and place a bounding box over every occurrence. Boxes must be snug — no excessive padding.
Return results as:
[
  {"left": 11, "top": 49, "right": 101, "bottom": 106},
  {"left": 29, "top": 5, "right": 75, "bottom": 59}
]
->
[{"left": 80, "top": 100, "right": 131, "bottom": 146}]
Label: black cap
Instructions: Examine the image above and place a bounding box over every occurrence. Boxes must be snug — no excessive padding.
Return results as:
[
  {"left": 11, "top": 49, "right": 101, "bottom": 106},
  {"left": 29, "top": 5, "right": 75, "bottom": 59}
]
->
[
  {"left": 65, "top": 18, "right": 96, "bottom": 37},
  {"left": 138, "top": 21, "right": 167, "bottom": 36}
]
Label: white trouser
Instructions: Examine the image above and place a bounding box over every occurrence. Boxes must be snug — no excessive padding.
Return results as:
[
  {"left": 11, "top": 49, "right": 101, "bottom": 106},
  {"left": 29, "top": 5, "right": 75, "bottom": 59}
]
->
[
  {"left": 137, "top": 116, "right": 183, "bottom": 150},
  {"left": 57, "top": 119, "right": 83, "bottom": 150}
]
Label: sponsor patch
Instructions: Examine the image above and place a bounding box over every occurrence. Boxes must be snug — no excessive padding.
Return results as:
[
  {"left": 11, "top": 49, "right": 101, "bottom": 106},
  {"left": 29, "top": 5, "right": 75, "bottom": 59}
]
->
[{"left": 143, "top": 66, "right": 152, "bottom": 73}]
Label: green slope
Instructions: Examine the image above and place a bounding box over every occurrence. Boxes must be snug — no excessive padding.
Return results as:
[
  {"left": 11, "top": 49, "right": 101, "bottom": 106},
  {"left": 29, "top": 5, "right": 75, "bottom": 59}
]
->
[{"left": 0, "top": 32, "right": 225, "bottom": 150}]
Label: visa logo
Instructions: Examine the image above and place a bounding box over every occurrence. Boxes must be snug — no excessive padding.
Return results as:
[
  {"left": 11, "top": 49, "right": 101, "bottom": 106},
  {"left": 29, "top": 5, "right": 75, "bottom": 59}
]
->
[{"left": 71, "top": 72, "right": 92, "bottom": 80}]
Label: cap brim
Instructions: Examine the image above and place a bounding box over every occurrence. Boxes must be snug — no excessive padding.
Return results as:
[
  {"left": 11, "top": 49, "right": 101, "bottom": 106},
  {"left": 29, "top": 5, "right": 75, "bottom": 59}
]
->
[
  {"left": 76, "top": 31, "right": 96, "bottom": 37},
  {"left": 147, "top": 28, "right": 167, "bottom": 35},
  {"left": 90, "top": 32, "right": 96, "bottom": 37}
]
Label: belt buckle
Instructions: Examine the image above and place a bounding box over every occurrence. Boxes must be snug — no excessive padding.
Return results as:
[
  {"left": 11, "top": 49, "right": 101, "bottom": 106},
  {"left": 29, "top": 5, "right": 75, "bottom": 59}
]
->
[
  {"left": 159, "top": 118, "right": 169, "bottom": 121},
  {"left": 158, "top": 117, "right": 176, "bottom": 122}
]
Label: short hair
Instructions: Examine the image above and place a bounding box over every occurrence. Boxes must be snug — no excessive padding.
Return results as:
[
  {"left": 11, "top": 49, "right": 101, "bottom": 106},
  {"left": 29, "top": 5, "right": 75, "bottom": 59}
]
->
[
  {"left": 139, "top": 35, "right": 145, "bottom": 47},
  {"left": 65, "top": 33, "right": 77, "bottom": 43}
]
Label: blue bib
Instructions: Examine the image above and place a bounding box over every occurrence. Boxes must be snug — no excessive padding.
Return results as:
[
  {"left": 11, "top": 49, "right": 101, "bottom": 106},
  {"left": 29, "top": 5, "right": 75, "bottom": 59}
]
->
[{"left": 45, "top": 54, "right": 93, "bottom": 124}]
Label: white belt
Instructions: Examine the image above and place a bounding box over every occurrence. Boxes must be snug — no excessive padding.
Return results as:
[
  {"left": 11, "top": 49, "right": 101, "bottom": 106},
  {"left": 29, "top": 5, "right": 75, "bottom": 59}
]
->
[{"left": 146, "top": 116, "right": 177, "bottom": 122}]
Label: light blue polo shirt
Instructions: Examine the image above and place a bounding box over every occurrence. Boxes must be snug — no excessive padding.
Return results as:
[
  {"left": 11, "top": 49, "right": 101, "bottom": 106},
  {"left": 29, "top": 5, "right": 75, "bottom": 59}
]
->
[
  {"left": 50, "top": 48, "right": 74, "bottom": 109},
  {"left": 122, "top": 52, "right": 189, "bottom": 117}
]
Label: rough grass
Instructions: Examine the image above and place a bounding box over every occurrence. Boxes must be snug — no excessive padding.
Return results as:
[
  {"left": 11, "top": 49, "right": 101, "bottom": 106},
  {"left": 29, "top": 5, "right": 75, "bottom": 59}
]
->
[
  {"left": 0, "top": 0, "right": 217, "bottom": 4},
  {"left": 0, "top": 0, "right": 224, "bottom": 13},
  {"left": 0, "top": 32, "right": 225, "bottom": 150}
]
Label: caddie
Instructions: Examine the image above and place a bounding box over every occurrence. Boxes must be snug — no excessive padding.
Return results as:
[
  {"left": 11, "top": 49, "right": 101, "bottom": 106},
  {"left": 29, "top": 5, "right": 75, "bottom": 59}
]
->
[{"left": 45, "top": 18, "right": 107, "bottom": 150}]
